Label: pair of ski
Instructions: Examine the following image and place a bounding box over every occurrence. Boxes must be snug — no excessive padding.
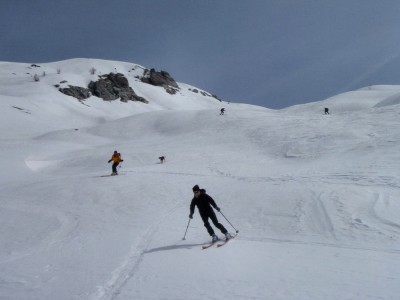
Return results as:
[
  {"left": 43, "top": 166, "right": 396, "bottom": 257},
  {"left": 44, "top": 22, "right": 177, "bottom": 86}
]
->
[
  {"left": 99, "top": 173, "right": 126, "bottom": 177},
  {"left": 202, "top": 234, "right": 237, "bottom": 249}
]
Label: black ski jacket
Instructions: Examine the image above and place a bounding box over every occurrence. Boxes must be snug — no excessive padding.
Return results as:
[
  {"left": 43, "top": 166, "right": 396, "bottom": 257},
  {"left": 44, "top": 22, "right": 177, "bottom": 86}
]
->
[{"left": 190, "top": 193, "right": 219, "bottom": 217}]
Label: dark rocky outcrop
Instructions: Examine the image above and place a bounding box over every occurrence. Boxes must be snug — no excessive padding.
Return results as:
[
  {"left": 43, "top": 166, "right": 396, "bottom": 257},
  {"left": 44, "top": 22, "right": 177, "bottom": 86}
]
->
[
  {"left": 141, "top": 69, "right": 179, "bottom": 89},
  {"left": 58, "top": 73, "right": 148, "bottom": 103},
  {"left": 88, "top": 73, "right": 148, "bottom": 103},
  {"left": 59, "top": 86, "right": 91, "bottom": 100}
]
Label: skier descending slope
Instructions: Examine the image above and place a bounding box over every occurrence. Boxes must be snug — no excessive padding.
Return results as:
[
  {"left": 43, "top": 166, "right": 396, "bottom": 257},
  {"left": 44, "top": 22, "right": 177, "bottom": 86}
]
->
[
  {"left": 107, "top": 150, "right": 123, "bottom": 175},
  {"left": 189, "top": 185, "right": 232, "bottom": 243}
]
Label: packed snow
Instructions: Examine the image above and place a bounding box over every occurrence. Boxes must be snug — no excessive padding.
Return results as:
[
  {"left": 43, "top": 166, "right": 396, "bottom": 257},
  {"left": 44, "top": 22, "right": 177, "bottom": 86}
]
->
[{"left": 1, "top": 59, "right": 400, "bottom": 300}]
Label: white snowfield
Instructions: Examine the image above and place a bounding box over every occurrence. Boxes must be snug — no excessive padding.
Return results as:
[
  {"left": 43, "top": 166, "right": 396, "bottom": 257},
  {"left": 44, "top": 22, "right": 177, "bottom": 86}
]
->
[{"left": 1, "top": 59, "right": 400, "bottom": 300}]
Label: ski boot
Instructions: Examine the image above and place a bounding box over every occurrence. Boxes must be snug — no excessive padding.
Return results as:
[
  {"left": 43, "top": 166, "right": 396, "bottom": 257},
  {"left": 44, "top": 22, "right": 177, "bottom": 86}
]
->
[
  {"left": 212, "top": 234, "right": 219, "bottom": 243},
  {"left": 225, "top": 233, "right": 233, "bottom": 240}
]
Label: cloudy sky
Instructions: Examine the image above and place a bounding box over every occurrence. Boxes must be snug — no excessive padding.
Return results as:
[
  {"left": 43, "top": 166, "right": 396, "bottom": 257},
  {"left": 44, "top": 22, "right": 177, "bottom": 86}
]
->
[{"left": 2, "top": 0, "right": 400, "bottom": 108}]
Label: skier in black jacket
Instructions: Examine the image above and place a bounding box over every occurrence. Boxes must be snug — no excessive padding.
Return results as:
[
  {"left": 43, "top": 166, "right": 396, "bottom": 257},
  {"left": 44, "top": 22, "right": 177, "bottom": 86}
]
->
[{"left": 189, "top": 185, "right": 232, "bottom": 242}]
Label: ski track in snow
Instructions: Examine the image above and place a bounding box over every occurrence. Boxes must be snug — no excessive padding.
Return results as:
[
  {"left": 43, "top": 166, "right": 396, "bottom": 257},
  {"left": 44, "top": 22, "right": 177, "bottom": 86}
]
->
[
  {"left": 89, "top": 229, "right": 152, "bottom": 300},
  {"left": 0, "top": 204, "right": 80, "bottom": 265},
  {"left": 209, "top": 164, "right": 400, "bottom": 250},
  {"left": 90, "top": 203, "right": 183, "bottom": 300},
  {"left": 371, "top": 193, "right": 400, "bottom": 231},
  {"left": 240, "top": 235, "right": 400, "bottom": 254}
]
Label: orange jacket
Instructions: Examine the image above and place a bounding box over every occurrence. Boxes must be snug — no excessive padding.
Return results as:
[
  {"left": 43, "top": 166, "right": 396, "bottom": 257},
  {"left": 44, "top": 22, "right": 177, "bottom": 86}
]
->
[{"left": 109, "top": 153, "right": 122, "bottom": 163}]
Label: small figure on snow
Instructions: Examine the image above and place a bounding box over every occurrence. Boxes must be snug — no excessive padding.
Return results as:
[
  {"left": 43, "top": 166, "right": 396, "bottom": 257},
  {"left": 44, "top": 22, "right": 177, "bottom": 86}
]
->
[
  {"left": 108, "top": 150, "right": 123, "bottom": 175},
  {"left": 159, "top": 156, "right": 166, "bottom": 164},
  {"left": 324, "top": 107, "right": 330, "bottom": 115},
  {"left": 189, "top": 185, "right": 232, "bottom": 242},
  {"left": 220, "top": 108, "right": 225, "bottom": 115}
]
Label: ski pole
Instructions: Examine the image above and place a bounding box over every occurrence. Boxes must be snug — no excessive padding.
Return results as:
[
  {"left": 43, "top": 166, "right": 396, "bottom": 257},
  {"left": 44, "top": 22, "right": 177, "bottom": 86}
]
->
[
  {"left": 182, "top": 218, "right": 191, "bottom": 240},
  {"left": 219, "top": 211, "right": 239, "bottom": 233}
]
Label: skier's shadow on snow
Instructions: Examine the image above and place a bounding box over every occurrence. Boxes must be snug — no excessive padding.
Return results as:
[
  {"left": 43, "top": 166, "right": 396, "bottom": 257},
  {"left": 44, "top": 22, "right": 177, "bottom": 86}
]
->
[{"left": 144, "top": 242, "right": 204, "bottom": 254}]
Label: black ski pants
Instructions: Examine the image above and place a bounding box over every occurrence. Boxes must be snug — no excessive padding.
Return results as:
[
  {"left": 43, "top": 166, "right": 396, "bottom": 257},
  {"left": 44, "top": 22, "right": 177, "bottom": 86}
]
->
[
  {"left": 112, "top": 162, "right": 119, "bottom": 173},
  {"left": 200, "top": 210, "right": 227, "bottom": 236}
]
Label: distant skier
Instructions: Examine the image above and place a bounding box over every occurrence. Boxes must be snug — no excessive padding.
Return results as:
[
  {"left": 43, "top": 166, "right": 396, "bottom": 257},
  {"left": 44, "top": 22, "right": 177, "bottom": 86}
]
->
[
  {"left": 324, "top": 107, "right": 330, "bottom": 114},
  {"left": 108, "top": 150, "right": 123, "bottom": 175},
  {"left": 220, "top": 108, "right": 225, "bottom": 115},
  {"left": 159, "top": 156, "right": 166, "bottom": 164},
  {"left": 189, "top": 185, "right": 232, "bottom": 242}
]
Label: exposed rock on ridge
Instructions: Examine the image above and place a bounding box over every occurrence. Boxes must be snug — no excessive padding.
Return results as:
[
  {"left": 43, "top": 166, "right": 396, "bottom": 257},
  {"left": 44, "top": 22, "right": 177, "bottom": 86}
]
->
[
  {"left": 59, "top": 86, "right": 91, "bottom": 100},
  {"left": 59, "top": 73, "right": 148, "bottom": 103},
  {"left": 88, "top": 73, "right": 147, "bottom": 103},
  {"left": 141, "top": 68, "right": 179, "bottom": 89}
]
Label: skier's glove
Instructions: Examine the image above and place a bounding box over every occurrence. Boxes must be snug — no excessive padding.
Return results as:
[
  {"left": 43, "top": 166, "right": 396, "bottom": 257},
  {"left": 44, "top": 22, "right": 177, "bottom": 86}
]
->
[
  {"left": 216, "top": 207, "right": 221, "bottom": 212},
  {"left": 108, "top": 160, "right": 111, "bottom": 163},
  {"left": 189, "top": 214, "right": 193, "bottom": 219}
]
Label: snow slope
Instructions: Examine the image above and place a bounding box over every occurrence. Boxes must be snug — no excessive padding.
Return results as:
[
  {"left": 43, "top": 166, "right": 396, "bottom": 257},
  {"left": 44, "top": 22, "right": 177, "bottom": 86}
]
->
[{"left": 1, "top": 59, "right": 400, "bottom": 300}]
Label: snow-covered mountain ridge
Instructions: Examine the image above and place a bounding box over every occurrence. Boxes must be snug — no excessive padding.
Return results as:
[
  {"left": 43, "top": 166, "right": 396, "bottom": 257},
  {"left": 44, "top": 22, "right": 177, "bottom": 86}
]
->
[
  {"left": 1, "top": 58, "right": 400, "bottom": 300},
  {"left": 0, "top": 58, "right": 238, "bottom": 138},
  {"left": 2, "top": 58, "right": 400, "bottom": 137}
]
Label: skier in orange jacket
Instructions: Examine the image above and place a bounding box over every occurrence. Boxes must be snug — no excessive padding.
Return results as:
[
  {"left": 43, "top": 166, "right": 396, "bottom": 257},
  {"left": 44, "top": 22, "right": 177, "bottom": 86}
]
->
[{"left": 108, "top": 151, "right": 123, "bottom": 175}]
